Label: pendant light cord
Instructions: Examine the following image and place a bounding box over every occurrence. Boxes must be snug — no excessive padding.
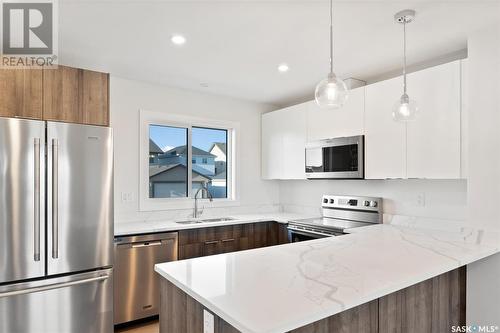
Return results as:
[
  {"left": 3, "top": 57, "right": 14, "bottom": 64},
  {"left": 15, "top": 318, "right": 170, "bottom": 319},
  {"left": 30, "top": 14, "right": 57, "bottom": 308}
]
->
[
  {"left": 403, "top": 21, "right": 407, "bottom": 95},
  {"left": 329, "top": 0, "right": 333, "bottom": 74}
]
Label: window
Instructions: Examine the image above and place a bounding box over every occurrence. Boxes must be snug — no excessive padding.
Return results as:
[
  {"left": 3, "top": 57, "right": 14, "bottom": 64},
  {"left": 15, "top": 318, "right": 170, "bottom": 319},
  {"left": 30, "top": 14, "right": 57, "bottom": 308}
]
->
[
  {"left": 192, "top": 127, "right": 227, "bottom": 199},
  {"left": 141, "top": 110, "right": 236, "bottom": 210},
  {"left": 149, "top": 125, "right": 188, "bottom": 198}
]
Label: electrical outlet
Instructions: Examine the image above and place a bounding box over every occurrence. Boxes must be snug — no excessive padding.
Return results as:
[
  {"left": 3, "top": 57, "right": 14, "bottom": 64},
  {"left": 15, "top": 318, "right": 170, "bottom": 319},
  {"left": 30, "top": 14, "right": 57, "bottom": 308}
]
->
[
  {"left": 416, "top": 193, "right": 426, "bottom": 207},
  {"left": 203, "top": 310, "right": 214, "bottom": 333},
  {"left": 121, "top": 192, "right": 134, "bottom": 203}
]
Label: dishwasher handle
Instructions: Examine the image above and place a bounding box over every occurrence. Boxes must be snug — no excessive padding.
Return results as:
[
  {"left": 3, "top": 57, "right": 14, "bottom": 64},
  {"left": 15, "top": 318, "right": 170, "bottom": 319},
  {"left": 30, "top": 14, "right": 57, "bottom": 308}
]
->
[{"left": 131, "top": 241, "right": 163, "bottom": 248}]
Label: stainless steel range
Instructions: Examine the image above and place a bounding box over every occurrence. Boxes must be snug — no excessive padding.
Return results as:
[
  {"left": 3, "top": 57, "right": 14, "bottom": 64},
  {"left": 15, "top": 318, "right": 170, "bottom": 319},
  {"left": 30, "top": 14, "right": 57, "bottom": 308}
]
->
[{"left": 288, "top": 195, "right": 383, "bottom": 242}]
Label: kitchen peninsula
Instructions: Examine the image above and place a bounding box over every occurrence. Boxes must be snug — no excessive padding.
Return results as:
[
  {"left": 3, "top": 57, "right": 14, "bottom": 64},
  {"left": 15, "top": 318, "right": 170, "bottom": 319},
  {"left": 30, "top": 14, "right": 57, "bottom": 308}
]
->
[{"left": 155, "top": 222, "right": 500, "bottom": 333}]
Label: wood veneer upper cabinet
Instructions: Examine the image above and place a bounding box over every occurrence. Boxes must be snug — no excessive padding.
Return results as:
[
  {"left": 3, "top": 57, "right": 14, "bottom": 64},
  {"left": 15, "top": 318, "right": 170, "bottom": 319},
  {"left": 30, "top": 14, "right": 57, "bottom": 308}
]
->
[
  {"left": 43, "top": 65, "right": 109, "bottom": 126},
  {"left": 0, "top": 68, "right": 43, "bottom": 119}
]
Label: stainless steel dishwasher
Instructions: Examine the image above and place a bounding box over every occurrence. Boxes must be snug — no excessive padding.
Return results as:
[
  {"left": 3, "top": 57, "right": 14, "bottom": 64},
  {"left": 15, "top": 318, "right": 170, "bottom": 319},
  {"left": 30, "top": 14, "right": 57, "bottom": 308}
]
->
[{"left": 113, "top": 232, "right": 178, "bottom": 325}]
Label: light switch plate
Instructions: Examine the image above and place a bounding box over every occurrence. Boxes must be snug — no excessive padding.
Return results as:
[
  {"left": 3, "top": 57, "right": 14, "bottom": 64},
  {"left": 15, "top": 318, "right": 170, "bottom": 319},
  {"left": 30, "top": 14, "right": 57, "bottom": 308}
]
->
[
  {"left": 203, "top": 309, "right": 214, "bottom": 333},
  {"left": 121, "top": 192, "right": 134, "bottom": 203}
]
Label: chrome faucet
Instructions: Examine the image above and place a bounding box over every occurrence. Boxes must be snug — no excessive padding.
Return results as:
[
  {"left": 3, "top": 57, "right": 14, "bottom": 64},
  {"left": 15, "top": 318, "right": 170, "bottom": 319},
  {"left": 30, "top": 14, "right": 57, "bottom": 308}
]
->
[{"left": 193, "top": 183, "right": 213, "bottom": 218}]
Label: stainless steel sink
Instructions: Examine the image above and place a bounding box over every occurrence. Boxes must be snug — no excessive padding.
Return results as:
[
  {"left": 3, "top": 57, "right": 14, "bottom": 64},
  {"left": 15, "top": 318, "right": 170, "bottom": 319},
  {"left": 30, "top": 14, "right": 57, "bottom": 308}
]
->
[
  {"left": 200, "top": 217, "right": 236, "bottom": 223},
  {"left": 175, "top": 217, "right": 236, "bottom": 224},
  {"left": 175, "top": 220, "right": 201, "bottom": 224}
]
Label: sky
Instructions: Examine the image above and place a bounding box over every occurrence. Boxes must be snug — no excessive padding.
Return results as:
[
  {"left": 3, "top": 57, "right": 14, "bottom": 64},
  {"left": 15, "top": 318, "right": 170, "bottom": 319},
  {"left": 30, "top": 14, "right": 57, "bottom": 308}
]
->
[{"left": 150, "top": 125, "right": 226, "bottom": 152}]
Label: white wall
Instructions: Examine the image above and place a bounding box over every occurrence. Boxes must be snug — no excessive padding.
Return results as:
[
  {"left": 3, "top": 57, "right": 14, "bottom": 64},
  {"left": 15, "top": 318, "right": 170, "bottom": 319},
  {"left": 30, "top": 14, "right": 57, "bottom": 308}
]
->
[
  {"left": 111, "top": 77, "right": 279, "bottom": 223},
  {"left": 280, "top": 180, "right": 467, "bottom": 220},
  {"left": 465, "top": 23, "right": 500, "bottom": 326}
]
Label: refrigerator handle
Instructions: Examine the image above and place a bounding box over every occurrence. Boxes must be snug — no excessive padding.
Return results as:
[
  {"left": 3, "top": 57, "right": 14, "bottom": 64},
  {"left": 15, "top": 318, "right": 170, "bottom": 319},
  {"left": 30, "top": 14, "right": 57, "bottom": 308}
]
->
[
  {"left": 34, "top": 138, "right": 41, "bottom": 262},
  {"left": 0, "top": 274, "right": 110, "bottom": 298},
  {"left": 52, "top": 139, "right": 59, "bottom": 259}
]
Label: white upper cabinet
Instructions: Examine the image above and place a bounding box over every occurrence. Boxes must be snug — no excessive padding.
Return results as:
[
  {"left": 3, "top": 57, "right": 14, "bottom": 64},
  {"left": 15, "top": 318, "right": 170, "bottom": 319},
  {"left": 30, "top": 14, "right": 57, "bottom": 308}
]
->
[
  {"left": 365, "top": 76, "right": 407, "bottom": 179},
  {"left": 306, "top": 86, "right": 365, "bottom": 142},
  {"left": 261, "top": 103, "right": 307, "bottom": 180},
  {"left": 261, "top": 110, "right": 283, "bottom": 179},
  {"left": 406, "top": 60, "right": 461, "bottom": 179},
  {"left": 262, "top": 60, "right": 465, "bottom": 181}
]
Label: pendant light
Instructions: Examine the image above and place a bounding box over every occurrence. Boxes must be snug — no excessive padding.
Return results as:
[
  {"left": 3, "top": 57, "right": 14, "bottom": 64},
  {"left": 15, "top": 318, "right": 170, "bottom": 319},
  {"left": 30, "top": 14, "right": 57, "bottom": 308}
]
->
[
  {"left": 314, "top": 0, "right": 348, "bottom": 109},
  {"left": 392, "top": 9, "right": 418, "bottom": 122}
]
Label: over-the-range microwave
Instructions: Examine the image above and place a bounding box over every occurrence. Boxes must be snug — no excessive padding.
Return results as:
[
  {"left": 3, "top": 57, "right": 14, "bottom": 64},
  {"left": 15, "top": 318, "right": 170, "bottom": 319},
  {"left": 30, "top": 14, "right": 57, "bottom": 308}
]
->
[{"left": 305, "top": 135, "right": 364, "bottom": 179}]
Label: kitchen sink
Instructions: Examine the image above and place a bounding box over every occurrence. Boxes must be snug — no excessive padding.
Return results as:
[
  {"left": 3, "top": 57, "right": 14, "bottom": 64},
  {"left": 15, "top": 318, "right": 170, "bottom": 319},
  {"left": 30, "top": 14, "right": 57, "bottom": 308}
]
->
[
  {"left": 175, "top": 217, "right": 236, "bottom": 224},
  {"left": 175, "top": 220, "right": 201, "bottom": 224},
  {"left": 200, "top": 217, "right": 236, "bottom": 223}
]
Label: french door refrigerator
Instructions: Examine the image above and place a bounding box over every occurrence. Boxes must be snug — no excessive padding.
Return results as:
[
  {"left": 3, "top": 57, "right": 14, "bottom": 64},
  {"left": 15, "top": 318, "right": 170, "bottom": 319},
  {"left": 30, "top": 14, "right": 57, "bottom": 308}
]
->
[{"left": 0, "top": 117, "right": 113, "bottom": 333}]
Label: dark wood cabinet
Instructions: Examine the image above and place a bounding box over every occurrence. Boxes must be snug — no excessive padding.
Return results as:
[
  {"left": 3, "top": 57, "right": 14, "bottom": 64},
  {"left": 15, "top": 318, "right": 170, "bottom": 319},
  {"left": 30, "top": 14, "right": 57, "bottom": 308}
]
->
[
  {"left": 278, "top": 223, "right": 290, "bottom": 244},
  {"left": 253, "top": 222, "right": 278, "bottom": 248},
  {"left": 378, "top": 266, "right": 466, "bottom": 333},
  {"left": 0, "top": 68, "right": 43, "bottom": 119},
  {"left": 178, "top": 222, "right": 286, "bottom": 260},
  {"left": 43, "top": 65, "right": 109, "bottom": 126}
]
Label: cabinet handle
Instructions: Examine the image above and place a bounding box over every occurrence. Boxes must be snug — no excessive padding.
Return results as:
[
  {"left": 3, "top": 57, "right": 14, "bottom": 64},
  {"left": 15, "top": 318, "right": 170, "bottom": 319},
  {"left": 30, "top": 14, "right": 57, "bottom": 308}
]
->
[
  {"left": 204, "top": 240, "right": 219, "bottom": 245},
  {"left": 131, "top": 241, "right": 162, "bottom": 248},
  {"left": 221, "top": 239, "right": 235, "bottom": 243}
]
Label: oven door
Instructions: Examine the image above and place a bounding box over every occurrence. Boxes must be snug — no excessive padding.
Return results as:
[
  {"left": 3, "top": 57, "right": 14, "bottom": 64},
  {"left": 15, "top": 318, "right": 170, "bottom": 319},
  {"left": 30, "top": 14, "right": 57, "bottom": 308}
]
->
[
  {"left": 305, "top": 135, "right": 364, "bottom": 179},
  {"left": 287, "top": 225, "right": 342, "bottom": 243}
]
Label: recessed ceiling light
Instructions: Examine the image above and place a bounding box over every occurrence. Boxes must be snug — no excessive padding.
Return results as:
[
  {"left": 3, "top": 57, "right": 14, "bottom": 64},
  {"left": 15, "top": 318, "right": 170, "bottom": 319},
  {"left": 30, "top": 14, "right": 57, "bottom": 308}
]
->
[
  {"left": 278, "top": 63, "right": 289, "bottom": 73},
  {"left": 171, "top": 34, "right": 186, "bottom": 45}
]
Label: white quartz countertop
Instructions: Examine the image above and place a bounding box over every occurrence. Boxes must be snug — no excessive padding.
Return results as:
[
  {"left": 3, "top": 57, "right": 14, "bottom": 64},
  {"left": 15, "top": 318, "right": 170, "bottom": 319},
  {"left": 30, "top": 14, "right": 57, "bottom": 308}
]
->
[
  {"left": 155, "top": 223, "right": 500, "bottom": 333},
  {"left": 114, "top": 213, "right": 313, "bottom": 237}
]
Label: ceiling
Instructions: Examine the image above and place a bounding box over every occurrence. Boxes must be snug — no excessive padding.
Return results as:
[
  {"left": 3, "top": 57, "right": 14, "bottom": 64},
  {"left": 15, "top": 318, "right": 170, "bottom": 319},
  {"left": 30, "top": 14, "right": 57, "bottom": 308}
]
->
[{"left": 59, "top": 0, "right": 500, "bottom": 107}]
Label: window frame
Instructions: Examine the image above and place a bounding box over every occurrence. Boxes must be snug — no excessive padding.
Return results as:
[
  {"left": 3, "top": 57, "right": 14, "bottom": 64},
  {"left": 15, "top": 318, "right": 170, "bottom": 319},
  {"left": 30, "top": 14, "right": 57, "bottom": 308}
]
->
[{"left": 139, "top": 109, "right": 239, "bottom": 211}]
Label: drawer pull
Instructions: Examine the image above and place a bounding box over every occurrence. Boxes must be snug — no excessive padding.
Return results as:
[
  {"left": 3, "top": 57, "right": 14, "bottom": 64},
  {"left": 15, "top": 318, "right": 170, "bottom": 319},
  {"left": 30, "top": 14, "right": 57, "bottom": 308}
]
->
[
  {"left": 204, "top": 240, "right": 219, "bottom": 245},
  {"left": 132, "top": 241, "right": 162, "bottom": 248},
  {"left": 221, "top": 238, "right": 235, "bottom": 243}
]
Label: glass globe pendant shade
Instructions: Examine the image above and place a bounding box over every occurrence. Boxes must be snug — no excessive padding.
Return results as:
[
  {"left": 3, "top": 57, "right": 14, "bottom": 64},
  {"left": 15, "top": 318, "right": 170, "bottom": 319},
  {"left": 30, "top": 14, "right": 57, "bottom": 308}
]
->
[
  {"left": 392, "top": 93, "right": 418, "bottom": 121},
  {"left": 314, "top": 73, "right": 348, "bottom": 109}
]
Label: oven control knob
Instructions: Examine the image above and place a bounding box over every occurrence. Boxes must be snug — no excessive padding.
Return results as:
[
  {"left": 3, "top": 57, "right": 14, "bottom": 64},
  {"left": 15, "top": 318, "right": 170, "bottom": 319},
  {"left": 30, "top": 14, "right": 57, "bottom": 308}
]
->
[
  {"left": 369, "top": 201, "right": 378, "bottom": 207},
  {"left": 323, "top": 198, "right": 328, "bottom": 204},
  {"left": 364, "top": 201, "right": 370, "bottom": 207},
  {"left": 329, "top": 199, "right": 334, "bottom": 204}
]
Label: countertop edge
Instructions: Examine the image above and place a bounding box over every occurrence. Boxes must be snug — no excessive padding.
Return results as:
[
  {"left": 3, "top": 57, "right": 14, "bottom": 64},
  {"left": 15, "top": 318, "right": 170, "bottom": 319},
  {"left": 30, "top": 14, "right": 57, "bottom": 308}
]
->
[{"left": 114, "top": 214, "right": 307, "bottom": 237}]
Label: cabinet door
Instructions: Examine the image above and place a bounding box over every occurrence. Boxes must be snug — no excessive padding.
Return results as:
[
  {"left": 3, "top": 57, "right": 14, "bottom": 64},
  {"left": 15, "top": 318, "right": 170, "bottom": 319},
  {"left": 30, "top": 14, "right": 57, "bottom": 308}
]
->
[
  {"left": 262, "top": 104, "right": 307, "bottom": 180},
  {"left": 261, "top": 111, "right": 284, "bottom": 179},
  {"left": 306, "top": 87, "right": 365, "bottom": 142},
  {"left": 253, "top": 222, "right": 278, "bottom": 248},
  {"left": 0, "top": 68, "right": 42, "bottom": 119},
  {"left": 81, "top": 69, "right": 109, "bottom": 126},
  {"left": 278, "top": 223, "right": 290, "bottom": 244},
  {"left": 43, "top": 66, "right": 81, "bottom": 123},
  {"left": 235, "top": 223, "right": 254, "bottom": 251},
  {"left": 406, "top": 61, "right": 461, "bottom": 179},
  {"left": 281, "top": 103, "right": 307, "bottom": 179},
  {"left": 43, "top": 66, "right": 109, "bottom": 126},
  {"left": 365, "top": 76, "right": 406, "bottom": 179}
]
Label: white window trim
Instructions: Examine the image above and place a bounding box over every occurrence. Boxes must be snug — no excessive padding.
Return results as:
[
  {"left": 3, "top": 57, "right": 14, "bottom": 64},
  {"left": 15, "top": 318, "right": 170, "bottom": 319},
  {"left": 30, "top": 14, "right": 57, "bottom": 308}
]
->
[{"left": 139, "top": 109, "right": 240, "bottom": 211}]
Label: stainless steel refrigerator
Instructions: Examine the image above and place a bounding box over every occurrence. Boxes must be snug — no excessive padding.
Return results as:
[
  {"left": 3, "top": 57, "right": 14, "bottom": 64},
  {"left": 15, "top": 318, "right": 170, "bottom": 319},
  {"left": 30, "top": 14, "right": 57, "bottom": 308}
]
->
[{"left": 0, "top": 117, "right": 114, "bottom": 333}]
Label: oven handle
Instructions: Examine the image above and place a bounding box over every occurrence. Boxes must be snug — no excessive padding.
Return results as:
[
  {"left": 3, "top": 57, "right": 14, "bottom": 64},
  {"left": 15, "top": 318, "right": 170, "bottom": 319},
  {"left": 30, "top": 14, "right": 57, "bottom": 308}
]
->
[{"left": 287, "top": 225, "right": 339, "bottom": 238}]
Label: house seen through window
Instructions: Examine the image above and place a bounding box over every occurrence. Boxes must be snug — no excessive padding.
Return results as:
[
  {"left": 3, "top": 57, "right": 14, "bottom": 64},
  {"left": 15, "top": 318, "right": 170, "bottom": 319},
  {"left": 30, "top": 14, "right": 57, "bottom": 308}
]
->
[{"left": 149, "top": 125, "right": 228, "bottom": 199}]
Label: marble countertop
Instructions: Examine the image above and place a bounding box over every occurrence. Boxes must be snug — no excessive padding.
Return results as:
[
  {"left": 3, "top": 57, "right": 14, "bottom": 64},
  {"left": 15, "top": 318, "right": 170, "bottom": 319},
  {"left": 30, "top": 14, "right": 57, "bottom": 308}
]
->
[
  {"left": 114, "top": 213, "right": 314, "bottom": 236},
  {"left": 155, "top": 222, "right": 500, "bottom": 333}
]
